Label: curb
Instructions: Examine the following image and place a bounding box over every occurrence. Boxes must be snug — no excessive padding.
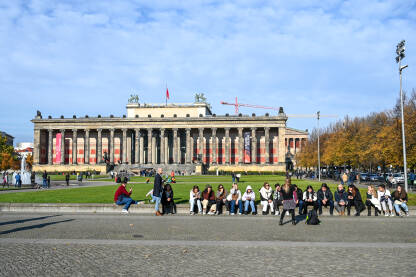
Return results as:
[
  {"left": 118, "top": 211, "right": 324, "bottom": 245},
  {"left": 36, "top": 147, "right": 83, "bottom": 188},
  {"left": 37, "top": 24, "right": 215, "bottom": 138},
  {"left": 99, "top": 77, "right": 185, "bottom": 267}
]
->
[{"left": 0, "top": 203, "right": 415, "bottom": 215}]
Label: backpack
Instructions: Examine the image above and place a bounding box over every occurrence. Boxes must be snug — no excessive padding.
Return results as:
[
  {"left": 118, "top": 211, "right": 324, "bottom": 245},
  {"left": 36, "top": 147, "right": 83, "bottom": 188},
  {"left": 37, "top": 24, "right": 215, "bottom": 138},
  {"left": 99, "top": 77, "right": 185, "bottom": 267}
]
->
[{"left": 306, "top": 209, "right": 320, "bottom": 225}]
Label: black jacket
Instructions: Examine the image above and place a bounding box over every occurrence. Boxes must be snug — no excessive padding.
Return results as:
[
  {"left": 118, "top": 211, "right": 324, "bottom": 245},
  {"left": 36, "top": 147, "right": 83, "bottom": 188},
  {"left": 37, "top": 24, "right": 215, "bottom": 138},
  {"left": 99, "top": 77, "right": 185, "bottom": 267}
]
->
[
  {"left": 162, "top": 189, "right": 174, "bottom": 203},
  {"left": 294, "top": 188, "right": 303, "bottom": 201},
  {"left": 153, "top": 173, "right": 163, "bottom": 197},
  {"left": 317, "top": 189, "right": 333, "bottom": 201},
  {"left": 281, "top": 186, "right": 295, "bottom": 200}
]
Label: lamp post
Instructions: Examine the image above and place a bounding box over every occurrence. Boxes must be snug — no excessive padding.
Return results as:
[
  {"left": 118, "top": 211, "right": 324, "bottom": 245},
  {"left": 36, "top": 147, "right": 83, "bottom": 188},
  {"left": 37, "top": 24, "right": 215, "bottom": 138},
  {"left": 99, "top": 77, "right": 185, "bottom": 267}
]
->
[
  {"left": 317, "top": 111, "right": 321, "bottom": 181},
  {"left": 396, "top": 40, "right": 409, "bottom": 192}
]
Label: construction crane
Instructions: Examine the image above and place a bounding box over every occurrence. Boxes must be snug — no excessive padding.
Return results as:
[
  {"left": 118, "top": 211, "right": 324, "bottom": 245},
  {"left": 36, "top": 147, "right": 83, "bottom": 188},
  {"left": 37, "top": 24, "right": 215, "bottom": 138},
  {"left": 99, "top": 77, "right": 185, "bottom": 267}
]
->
[{"left": 220, "top": 99, "right": 338, "bottom": 181}]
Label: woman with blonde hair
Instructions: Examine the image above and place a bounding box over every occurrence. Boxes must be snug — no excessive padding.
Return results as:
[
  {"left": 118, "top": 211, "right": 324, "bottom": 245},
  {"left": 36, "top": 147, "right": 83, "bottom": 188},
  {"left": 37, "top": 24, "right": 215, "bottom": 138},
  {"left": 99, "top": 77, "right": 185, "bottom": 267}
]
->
[
  {"left": 279, "top": 178, "right": 296, "bottom": 225},
  {"left": 365, "top": 185, "right": 381, "bottom": 216}
]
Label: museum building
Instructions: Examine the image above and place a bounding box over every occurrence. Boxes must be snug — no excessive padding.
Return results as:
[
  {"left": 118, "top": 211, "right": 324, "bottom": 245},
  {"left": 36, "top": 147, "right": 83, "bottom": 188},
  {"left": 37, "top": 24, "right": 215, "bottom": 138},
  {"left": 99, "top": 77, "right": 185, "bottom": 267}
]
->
[{"left": 31, "top": 103, "right": 308, "bottom": 173}]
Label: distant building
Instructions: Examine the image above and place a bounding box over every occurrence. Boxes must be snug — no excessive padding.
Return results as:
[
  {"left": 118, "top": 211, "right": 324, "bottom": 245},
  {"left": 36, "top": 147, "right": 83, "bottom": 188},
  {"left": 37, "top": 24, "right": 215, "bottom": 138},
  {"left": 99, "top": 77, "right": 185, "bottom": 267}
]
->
[
  {"left": 0, "top": 131, "right": 14, "bottom": 146},
  {"left": 15, "top": 142, "right": 34, "bottom": 158},
  {"left": 31, "top": 103, "right": 308, "bottom": 174}
]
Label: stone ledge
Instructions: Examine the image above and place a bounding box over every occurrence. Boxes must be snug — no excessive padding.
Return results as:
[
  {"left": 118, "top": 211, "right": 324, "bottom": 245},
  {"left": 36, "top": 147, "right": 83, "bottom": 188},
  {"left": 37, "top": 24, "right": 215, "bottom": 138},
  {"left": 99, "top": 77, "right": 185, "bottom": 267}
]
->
[{"left": 0, "top": 203, "right": 414, "bottom": 215}]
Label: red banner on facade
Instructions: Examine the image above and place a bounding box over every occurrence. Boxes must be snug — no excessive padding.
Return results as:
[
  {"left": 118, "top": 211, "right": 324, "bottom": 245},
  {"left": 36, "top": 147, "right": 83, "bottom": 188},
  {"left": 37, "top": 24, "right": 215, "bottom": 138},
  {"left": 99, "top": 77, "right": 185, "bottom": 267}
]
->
[
  {"left": 55, "top": 133, "right": 61, "bottom": 164},
  {"left": 244, "top": 132, "right": 251, "bottom": 163}
]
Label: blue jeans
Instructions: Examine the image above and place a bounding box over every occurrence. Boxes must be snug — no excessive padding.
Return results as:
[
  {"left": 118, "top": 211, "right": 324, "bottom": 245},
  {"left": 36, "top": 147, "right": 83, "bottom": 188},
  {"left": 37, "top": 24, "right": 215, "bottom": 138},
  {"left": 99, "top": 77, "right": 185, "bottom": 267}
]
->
[
  {"left": 244, "top": 200, "right": 256, "bottom": 212},
  {"left": 154, "top": 196, "right": 162, "bottom": 212},
  {"left": 394, "top": 202, "right": 409, "bottom": 213},
  {"left": 318, "top": 199, "right": 334, "bottom": 214},
  {"left": 230, "top": 200, "right": 243, "bottom": 214},
  {"left": 43, "top": 179, "right": 47, "bottom": 188},
  {"left": 297, "top": 200, "right": 304, "bottom": 214},
  {"left": 116, "top": 196, "right": 137, "bottom": 211}
]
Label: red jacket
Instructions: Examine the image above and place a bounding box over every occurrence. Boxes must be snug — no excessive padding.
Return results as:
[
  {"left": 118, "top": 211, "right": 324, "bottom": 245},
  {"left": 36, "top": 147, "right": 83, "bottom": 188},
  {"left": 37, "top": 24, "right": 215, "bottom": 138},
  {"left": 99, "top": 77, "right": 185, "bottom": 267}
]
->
[{"left": 114, "top": 185, "right": 131, "bottom": 202}]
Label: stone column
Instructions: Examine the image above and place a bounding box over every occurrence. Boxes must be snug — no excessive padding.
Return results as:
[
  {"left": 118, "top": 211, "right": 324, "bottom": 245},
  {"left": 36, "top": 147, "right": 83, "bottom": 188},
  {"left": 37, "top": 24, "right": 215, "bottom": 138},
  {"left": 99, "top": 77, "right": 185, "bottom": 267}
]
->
[
  {"left": 185, "top": 128, "right": 191, "bottom": 164},
  {"left": 84, "top": 129, "right": 89, "bottom": 164},
  {"left": 238, "top": 128, "right": 243, "bottom": 164},
  {"left": 97, "top": 129, "right": 102, "bottom": 164},
  {"left": 33, "top": 129, "right": 40, "bottom": 165},
  {"left": 198, "top": 128, "right": 204, "bottom": 163},
  {"left": 135, "top": 129, "right": 140, "bottom": 164},
  {"left": 251, "top": 128, "right": 257, "bottom": 164},
  {"left": 48, "top": 129, "right": 53, "bottom": 165},
  {"left": 225, "top": 128, "right": 230, "bottom": 164},
  {"left": 110, "top": 129, "right": 115, "bottom": 164},
  {"left": 60, "top": 129, "right": 65, "bottom": 165},
  {"left": 164, "top": 136, "right": 169, "bottom": 164},
  {"left": 122, "top": 128, "right": 127, "bottom": 164},
  {"left": 147, "top": 128, "right": 152, "bottom": 164},
  {"left": 172, "top": 128, "right": 178, "bottom": 163},
  {"left": 211, "top": 128, "right": 217, "bottom": 165},
  {"left": 139, "top": 134, "right": 144, "bottom": 164},
  {"left": 152, "top": 134, "right": 156, "bottom": 164},
  {"left": 264, "top": 127, "right": 270, "bottom": 164},
  {"left": 278, "top": 127, "right": 286, "bottom": 163},
  {"left": 160, "top": 129, "right": 165, "bottom": 164},
  {"left": 72, "top": 129, "right": 77, "bottom": 164}
]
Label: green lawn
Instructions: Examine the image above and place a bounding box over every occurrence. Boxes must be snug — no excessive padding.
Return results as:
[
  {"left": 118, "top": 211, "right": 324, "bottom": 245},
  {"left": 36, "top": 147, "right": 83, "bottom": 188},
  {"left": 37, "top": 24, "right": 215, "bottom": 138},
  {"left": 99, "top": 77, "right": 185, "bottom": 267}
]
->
[{"left": 0, "top": 175, "right": 415, "bottom": 205}]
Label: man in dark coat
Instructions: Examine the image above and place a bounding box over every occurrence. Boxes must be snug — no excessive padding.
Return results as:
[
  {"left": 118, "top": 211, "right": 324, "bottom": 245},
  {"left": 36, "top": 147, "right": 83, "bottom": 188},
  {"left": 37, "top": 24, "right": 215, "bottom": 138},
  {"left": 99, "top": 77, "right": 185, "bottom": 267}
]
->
[
  {"left": 317, "top": 183, "right": 334, "bottom": 215},
  {"left": 153, "top": 168, "right": 164, "bottom": 216}
]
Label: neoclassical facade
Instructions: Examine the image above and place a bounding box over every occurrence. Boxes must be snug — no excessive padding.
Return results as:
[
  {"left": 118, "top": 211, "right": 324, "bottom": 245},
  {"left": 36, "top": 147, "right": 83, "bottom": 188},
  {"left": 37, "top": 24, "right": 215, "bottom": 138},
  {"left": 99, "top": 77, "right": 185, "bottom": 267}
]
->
[{"left": 32, "top": 103, "right": 308, "bottom": 173}]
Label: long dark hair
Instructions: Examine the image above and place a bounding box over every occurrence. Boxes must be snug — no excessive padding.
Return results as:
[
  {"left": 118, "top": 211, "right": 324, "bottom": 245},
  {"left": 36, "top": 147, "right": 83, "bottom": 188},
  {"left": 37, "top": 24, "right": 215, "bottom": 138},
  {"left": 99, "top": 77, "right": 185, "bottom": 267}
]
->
[
  {"left": 165, "top": 184, "right": 172, "bottom": 192},
  {"left": 306, "top": 185, "right": 314, "bottom": 198},
  {"left": 192, "top": 185, "right": 199, "bottom": 192}
]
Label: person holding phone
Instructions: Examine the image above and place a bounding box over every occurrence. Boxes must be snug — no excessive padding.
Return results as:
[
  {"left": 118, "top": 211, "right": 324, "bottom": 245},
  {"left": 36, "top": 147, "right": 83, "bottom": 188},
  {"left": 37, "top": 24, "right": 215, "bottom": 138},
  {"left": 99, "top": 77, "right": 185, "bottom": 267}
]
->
[{"left": 114, "top": 179, "right": 139, "bottom": 214}]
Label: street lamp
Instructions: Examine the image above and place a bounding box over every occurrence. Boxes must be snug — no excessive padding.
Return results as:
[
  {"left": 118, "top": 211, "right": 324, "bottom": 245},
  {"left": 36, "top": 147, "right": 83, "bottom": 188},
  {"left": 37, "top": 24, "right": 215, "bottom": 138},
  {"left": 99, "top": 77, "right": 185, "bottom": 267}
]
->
[
  {"left": 317, "top": 111, "right": 321, "bottom": 181},
  {"left": 396, "top": 40, "right": 409, "bottom": 192}
]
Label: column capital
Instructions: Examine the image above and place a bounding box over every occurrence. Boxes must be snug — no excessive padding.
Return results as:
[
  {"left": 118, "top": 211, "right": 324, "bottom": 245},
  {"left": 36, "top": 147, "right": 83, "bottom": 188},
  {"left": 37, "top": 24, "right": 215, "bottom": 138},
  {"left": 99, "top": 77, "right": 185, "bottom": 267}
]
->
[
  {"left": 85, "top": 129, "right": 90, "bottom": 134},
  {"left": 160, "top": 128, "right": 165, "bottom": 134},
  {"left": 110, "top": 128, "right": 115, "bottom": 134},
  {"left": 48, "top": 129, "right": 53, "bottom": 133},
  {"left": 97, "top": 128, "right": 102, "bottom": 133},
  {"left": 186, "top": 128, "right": 191, "bottom": 133},
  {"left": 121, "top": 128, "right": 127, "bottom": 133},
  {"left": 60, "top": 129, "right": 65, "bottom": 133},
  {"left": 224, "top": 127, "right": 230, "bottom": 131},
  {"left": 211, "top": 127, "right": 217, "bottom": 134},
  {"left": 251, "top": 127, "right": 257, "bottom": 131},
  {"left": 264, "top": 127, "right": 270, "bottom": 131}
]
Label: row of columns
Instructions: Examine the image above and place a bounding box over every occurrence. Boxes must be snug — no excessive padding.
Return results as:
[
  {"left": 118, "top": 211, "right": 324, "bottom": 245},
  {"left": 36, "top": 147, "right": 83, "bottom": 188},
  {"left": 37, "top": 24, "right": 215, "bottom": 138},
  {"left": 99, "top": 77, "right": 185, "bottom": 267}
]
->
[{"left": 39, "top": 126, "right": 285, "bottom": 165}]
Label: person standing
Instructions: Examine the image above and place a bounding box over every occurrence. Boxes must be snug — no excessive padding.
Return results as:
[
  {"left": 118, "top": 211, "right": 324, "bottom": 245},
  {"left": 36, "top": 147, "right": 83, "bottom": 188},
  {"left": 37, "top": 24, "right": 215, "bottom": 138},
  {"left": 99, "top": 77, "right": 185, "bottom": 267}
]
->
[
  {"left": 42, "top": 170, "right": 48, "bottom": 188},
  {"left": 15, "top": 173, "right": 21, "bottom": 188},
  {"left": 279, "top": 178, "right": 296, "bottom": 225},
  {"left": 153, "top": 168, "right": 164, "bottom": 216},
  {"left": 65, "top": 173, "right": 70, "bottom": 186}
]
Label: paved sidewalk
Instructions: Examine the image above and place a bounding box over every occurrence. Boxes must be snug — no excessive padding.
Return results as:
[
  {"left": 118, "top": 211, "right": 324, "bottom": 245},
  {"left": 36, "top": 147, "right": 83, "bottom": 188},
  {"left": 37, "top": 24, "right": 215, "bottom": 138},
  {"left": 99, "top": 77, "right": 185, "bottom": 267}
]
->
[{"left": 0, "top": 213, "right": 415, "bottom": 276}]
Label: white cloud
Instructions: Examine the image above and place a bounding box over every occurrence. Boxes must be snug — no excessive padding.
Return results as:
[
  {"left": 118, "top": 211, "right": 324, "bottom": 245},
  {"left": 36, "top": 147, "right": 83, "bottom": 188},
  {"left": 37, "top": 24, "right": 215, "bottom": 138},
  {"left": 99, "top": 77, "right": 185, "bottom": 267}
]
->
[{"left": 0, "top": 0, "right": 415, "bottom": 143}]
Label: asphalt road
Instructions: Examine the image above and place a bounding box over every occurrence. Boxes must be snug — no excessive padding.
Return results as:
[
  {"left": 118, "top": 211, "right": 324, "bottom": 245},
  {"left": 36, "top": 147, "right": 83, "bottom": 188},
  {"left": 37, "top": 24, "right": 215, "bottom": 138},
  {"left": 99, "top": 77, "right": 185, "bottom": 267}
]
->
[{"left": 1, "top": 213, "right": 415, "bottom": 276}]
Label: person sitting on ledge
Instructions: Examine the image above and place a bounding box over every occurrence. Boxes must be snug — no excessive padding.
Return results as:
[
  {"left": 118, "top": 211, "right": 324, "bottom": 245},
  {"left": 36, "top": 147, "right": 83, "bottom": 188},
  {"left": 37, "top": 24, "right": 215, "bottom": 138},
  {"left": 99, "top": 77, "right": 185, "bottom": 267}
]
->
[
  {"left": 273, "top": 183, "right": 283, "bottom": 216},
  {"left": 202, "top": 184, "right": 216, "bottom": 215},
  {"left": 365, "top": 185, "right": 381, "bottom": 216},
  {"left": 114, "top": 178, "right": 139, "bottom": 214},
  {"left": 378, "top": 184, "right": 394, "bottom": 217},
  {"left": 347, "top": 185, "right": 365, "bottom": 216},
  {"left": 317, "top": 183, "right": 334, "bottom": 216},
  {"left": 189, "top": 185, "right": 202, "bottom": 215},
  {"left": 227, "top": 183, "right": 243, "bottom": 215},
  {"left": 215, "top": 184, "right": 227, "bottom": 215},
  {"left": 302, "top": 185, "right": 318, "bottom": 214},
  {"left": 242, "top": 185, "right": 256, "bottom": 215},
  {"left": 162, "top": 184, "right": 175, "bottom": 215},
  {"left": 259, "top": 182, "right": 274, "bottom": 215},
  {"left": 392, "top": 185, "right": 409, "bottom": 217},
  {"left": 334, "top": 184, "right": 348, "bottom": 216}
]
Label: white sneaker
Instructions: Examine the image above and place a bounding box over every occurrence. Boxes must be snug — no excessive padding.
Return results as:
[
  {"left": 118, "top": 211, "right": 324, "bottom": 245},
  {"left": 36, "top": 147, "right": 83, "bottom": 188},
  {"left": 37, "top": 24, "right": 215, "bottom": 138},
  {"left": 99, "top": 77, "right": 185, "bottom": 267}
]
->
[
  {"left": 121, "top": 209, "right": 129, "bottom": 214},
  {"left": 275, "top": 211, "right": 280, "bottom": 216},
  {"left": 406, "top": 212, "right": 409, "bottom": 217},
  {"left": 385, "top": 213, "right": 389, "bottom": 217},
  {"left": 208, "top": 211, "right": 214, "bottom": 215},
  {"left": 230, "top": 213, "right": 235, "bottom": 216},
  {"left": 238, "top": 213, "right": 242, "bottom": 215},
  {"left": 390, "top": 213, "right": 395, "bottom": 217},
  {"left": 286, "top": 211, "right": 289, "bottom": 216}
]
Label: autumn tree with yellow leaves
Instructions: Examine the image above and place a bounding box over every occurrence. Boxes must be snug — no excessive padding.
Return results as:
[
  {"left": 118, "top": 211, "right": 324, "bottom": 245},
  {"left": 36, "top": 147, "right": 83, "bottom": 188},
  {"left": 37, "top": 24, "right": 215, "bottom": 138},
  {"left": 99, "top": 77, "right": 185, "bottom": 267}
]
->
[{"left": 297, "top": 90, "right": 416, "bottom": 171}]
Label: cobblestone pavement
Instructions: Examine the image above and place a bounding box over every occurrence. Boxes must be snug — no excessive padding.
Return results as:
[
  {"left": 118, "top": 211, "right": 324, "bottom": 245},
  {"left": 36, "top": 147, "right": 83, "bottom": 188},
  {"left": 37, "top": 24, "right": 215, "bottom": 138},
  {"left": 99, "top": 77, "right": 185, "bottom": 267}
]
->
[{"left": 1, "top": 213, "right": 415, "bottom": 276}]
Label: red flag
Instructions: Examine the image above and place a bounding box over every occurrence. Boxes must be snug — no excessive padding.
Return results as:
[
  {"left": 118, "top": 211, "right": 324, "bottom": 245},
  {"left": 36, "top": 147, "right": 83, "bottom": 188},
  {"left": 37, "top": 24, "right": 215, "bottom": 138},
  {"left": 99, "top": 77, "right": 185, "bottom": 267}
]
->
[{"left": 166, "top": 87, "right": 170, "bottom": 100}]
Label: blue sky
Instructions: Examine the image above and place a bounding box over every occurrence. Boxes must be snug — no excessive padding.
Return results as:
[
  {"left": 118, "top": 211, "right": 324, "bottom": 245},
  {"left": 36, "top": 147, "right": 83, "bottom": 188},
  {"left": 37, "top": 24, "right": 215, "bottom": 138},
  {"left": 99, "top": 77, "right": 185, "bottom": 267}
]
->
[{"left": 1, "top": 0, "right": 415, "bottom": 144}]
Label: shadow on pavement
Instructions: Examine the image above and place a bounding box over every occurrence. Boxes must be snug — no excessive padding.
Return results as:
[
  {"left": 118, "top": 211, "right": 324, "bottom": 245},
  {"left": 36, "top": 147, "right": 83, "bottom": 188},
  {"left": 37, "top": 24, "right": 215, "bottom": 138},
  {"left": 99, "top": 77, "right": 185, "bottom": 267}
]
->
[
  {"left": 0, "top": 219, "right": 74, "bottom": 235},
  {"left": 0, "top": 215, "right": 62, "bottom": 226}
]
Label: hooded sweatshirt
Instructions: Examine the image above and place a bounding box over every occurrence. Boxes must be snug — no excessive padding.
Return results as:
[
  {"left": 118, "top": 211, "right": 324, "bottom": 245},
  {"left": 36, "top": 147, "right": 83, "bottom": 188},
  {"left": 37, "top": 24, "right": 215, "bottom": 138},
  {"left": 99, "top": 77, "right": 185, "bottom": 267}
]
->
[
  {"left": 242, "top": 185, "right": 256, "bottom": 201},
  {"left": 259, "top": 186, "right": 273, "bottom": 201}
]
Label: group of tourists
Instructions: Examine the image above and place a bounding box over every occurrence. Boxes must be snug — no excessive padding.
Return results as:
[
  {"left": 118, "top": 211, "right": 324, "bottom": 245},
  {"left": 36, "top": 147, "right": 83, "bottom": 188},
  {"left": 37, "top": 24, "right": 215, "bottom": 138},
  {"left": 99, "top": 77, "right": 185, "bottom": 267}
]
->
[{"left": 113, "top": 170, "right": 411, "bottom": 224}]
